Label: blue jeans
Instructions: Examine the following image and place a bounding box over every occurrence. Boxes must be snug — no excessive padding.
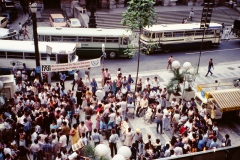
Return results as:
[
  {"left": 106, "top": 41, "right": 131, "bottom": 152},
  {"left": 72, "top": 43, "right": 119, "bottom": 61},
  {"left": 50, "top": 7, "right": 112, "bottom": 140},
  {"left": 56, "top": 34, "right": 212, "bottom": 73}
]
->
[
  {"left": 108, "top": 121, "right": 114, "bottom": 129},
  {"left": 32, "top": 151, "right": 39, "bottom": 160},
  {"left": 156, "top": 119, "right": 163, "bottom": 133},
  {"left": 206, "top": 67, "right": 213, "bottom": 76},
  {"left": 122, "top": 110, "right": 126, "bottom": 121}
]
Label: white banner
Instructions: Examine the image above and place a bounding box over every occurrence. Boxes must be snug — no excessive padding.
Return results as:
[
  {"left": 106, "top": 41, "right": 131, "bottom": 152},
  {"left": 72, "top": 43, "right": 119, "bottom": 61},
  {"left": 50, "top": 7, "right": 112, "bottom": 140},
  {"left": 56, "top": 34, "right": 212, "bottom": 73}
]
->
[{"left": 41, "top": 57, "right": 101, "bottom": 72}]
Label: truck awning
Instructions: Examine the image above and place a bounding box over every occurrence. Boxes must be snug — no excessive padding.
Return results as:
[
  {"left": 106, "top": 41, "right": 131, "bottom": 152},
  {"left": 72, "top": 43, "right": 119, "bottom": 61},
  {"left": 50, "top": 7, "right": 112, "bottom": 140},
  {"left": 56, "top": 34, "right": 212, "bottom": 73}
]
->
[{"left": 210, "top": 89, "right": 240, "bottom": 112}]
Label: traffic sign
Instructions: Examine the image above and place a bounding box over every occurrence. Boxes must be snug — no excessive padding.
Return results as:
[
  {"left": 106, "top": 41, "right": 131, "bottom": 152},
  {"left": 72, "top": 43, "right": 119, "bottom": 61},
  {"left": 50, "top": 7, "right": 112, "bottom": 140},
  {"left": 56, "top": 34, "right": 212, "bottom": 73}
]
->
[
  {"left": 46, "top": 45, "right": 52, "bottom": 55},
  {"left": 36, "top": 66, "right": 41, "bottom": 73}
]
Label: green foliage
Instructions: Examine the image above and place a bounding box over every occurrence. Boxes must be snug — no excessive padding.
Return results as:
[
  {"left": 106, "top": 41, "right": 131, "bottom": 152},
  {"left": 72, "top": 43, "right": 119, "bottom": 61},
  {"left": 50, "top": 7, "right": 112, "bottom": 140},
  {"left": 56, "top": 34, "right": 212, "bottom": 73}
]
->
[
  {"left": 121, "top": 0, "right": 157, "bottom": 31},
  {"left": 121, "top": 0, "right": 157, "bottom": 57},
  {"left": 166, "top": 69, "right": 184, "bottom": 95},
  {"left": 83, "top": 145, "right": 96, "bottom": 159}
]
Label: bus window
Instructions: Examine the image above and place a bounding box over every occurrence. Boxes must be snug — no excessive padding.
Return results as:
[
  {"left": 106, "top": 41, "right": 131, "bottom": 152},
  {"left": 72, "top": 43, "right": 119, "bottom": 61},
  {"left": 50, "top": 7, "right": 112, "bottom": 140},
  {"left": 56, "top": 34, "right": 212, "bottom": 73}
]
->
[
  {"left": 205, "top": 30, "right": 214, "bottom": 35},
  {"left": 195, "top": 30, "right": 203, "bottom": 36},
  {"left": 50, "top": 54, "right": 56, "bottom": 61},
  {"left": 215, "top": 29, "right": 221, "bottom": 36},
  {"left": 24, "top": 53, "right": 35, "bottom": 59},
  {"left": 39, "top": 35, "right": 44, "bottom": 41},
  {"left": 164, "top": 32, "right": 172, "bottom": 37},
  {"left": 106, "top": 37, "right": 119, "bottom": 43},
  {"left": 45, "top": 36, "right": 51, "bottom": 41},
  {"left": 51, "top": 36, "right": 62, "bottom": 41},
  {"left": 63, "top": 36, "right": 78, "bottom": 42},
  {"left": 78, "top": 37, "right": 91, "bottom": 42},
  {"left": 0, "top": 51, "right": 6, "bottom": 58},
  {"left": 122, "top": 37, "right": 129, "bottom": 45},
  {"left": 7, "top": 52, "right": 23, "bottom": 59},
  {"left": 41, "top": 54, "right": 47, "bottom": 60},
  {"left": 58, "top": 55, "right": 68, "bottom": 63},
  {"left": 152, "top": 33, "right": 155, "bottom": 39},
  {"left": 184, "top": 31, "right": 195, "bottom": 36},
  {"left": 93, "top": 37, "right": 105, "bottom": 42},
  {"left": 173, "top": 32, "right": 184, "bottom": 37},
  {"left": 156, "top": 33, "right": 162, "bottom": 38}
]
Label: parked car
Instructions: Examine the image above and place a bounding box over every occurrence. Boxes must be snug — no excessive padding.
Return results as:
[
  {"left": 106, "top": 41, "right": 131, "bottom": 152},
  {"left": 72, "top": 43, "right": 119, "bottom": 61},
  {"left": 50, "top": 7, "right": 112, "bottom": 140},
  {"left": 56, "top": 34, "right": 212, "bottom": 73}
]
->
[
  {"left": 49, "top": 14, "right": 67, "bottom": 27},
  {"left": 0, "top": 17, "right": 9, "bottom": 28},
  {"left": 67, "top": 18, "right": 81, "bottom": 28}
]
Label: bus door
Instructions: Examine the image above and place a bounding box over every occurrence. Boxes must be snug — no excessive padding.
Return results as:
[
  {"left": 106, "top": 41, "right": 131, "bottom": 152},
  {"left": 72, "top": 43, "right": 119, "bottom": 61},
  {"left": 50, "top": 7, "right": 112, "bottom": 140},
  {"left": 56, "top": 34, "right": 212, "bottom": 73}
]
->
[
  {"left": 214, "top": 29, "right": 221, "bottom": 43},
  {"left": 57, "top": 54, "right": 68, "bottom": 64},
  {"left": 121, "top": 37, "right": 129, "bottom": 48}
]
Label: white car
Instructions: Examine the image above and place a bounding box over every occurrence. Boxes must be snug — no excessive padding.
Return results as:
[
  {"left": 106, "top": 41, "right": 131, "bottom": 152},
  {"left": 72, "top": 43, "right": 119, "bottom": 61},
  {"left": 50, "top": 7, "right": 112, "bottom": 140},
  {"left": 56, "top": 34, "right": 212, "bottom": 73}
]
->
[{"left": 67, "top": 18, "right": 81, "bottom": 28}]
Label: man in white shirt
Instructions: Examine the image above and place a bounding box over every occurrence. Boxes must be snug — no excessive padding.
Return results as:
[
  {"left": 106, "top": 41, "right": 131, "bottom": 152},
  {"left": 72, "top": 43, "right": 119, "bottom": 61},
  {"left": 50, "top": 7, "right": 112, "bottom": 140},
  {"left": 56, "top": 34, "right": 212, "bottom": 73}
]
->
[
  {"left": 144, "top": 77, "right": 151, "bottom": 89},
  {"left": 136, "top": 96, "right": 148, "bottom": 117},
  {"left": 116, "top": 90, "right": 123, "bottom": 100},
  {"left": 59, "top": 133, "right": 67, "bottom": 152},
  {"left": 149, "top": 89, "right": 156, "bottom": 104},
  {"left": 30, "top": 139, "right": 40, "bottom": 160},
  {"left": 72, "top": 70, "right": 79, "bottom": 91},
  {"left": 108, "top": 110, "right": 116, "bottom": 129},
  {"left": 174, "top": 143, "right": 183, "bottom": 155},
  {"left": 164, "top": 144, "right": 170, "bottom": 157},
  {"left": 163, "top": 107, "right": 170, "bottom": 131},
  {"left": 152, "top": 77, "right": 160, "bottom": 91},
  {"left": 119, "top": 99, "right": 127, "bottom": 121}
]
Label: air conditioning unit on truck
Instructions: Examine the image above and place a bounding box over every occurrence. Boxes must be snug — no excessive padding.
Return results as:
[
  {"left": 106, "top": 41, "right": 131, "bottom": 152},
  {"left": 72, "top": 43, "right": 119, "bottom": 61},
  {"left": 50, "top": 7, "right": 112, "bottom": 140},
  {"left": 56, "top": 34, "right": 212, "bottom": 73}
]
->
[
  {"left": 233, "top": 18, "right": 240, "bottom": 38},
  {"left": 194, "top": 82, "right": 240, "bottom": 119}
]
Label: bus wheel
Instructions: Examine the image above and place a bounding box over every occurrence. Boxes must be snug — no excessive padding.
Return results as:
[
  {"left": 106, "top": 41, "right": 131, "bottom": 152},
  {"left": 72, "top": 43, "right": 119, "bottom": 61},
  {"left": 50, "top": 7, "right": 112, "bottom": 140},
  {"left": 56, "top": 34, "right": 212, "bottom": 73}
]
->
[
  {"left": 163, "top": 45, "right": 171, "bottom": 53},
  {"left": 108, "top": 51, "right": 117, "bottom": 59}
]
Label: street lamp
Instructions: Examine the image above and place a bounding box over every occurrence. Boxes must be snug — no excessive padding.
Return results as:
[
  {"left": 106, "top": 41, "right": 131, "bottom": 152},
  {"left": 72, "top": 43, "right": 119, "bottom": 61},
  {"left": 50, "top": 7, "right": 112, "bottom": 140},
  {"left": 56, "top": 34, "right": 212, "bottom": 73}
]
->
[
  {"left": 197, "top": 2, "right": 213, "bottom": 74},
  {"left": 95, "top": 144, "right": 110, "bottom": 158},
  {"left": 112, "top": 154, "right": 125, "bottom": 160},
  {"left": 182, "top": 62, "right": 192, "bottom": 100},
  {"left": 172, "top": 60, "right": 181, "bottom": 69},
  {"left": 29, "top": 2, "right": 41, "bottom": 82},
  {"left": 117, "top": 146, "right": 132, "bottom": 159}
]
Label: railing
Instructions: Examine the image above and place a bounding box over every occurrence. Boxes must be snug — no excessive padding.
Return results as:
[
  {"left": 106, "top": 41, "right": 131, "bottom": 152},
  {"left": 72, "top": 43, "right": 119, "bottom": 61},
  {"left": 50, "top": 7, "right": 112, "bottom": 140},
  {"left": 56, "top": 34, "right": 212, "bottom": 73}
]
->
[{"left": 156, "top": 145, "right": 240, "bottom": 160}]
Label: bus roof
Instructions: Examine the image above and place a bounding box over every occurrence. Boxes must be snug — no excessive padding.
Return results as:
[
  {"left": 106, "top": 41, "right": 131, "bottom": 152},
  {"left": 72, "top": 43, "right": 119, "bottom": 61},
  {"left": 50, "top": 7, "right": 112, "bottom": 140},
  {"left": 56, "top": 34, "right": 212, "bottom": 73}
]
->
[
  {"left": 0, "top": 40, "right": 76, "bottom": 54},
  {"left": 144, "top": 23, "right": 222, "bottom": 32},
  {"left": 37, "top": 27, "right": 132, "bottom": 37}
]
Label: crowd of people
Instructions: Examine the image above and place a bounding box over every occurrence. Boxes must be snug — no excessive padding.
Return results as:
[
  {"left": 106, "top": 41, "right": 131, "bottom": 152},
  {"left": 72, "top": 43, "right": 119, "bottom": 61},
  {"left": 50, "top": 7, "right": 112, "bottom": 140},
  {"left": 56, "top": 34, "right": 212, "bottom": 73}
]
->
[{"left": 0, "top": 65, "right": 232, "bottom": 160}]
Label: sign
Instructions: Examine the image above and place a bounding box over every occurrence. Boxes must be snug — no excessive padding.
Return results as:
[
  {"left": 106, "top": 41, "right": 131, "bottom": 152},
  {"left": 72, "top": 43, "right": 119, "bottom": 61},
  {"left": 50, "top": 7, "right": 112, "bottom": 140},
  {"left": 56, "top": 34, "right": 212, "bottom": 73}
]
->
[
  {"left": 46, "top": 45, "right": 52, "bottom": 55},
  {"left": 36, "top": 66, "right": 41, "bottom": 73},
  {"left": 41, "top": 57, "right": 101, "bottom": 72}
]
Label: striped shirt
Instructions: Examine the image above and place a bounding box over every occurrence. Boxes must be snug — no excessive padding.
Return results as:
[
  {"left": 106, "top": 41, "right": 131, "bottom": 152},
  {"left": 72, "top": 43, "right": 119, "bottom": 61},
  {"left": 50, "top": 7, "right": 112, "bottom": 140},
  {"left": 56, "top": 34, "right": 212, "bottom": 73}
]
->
[{"left": 42, "top": 143, "right": 52, "bottom": 153}]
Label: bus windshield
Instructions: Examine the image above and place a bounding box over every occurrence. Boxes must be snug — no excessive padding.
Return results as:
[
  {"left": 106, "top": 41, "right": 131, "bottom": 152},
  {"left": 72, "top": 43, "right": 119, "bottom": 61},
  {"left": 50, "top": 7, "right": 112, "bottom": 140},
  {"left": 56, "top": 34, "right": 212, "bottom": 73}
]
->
[{"left": 143, "top": 30, "right": 151, "bottom": 38}]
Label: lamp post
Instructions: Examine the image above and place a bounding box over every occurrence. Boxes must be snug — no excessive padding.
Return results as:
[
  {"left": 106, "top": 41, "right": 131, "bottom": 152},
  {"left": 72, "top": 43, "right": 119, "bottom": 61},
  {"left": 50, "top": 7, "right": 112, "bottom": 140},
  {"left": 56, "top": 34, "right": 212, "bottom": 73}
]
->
[
  {"left": 197, "top": 2, "right": 213, "bottom": 74},
  {"left": 29, "top": 3, "right": 41, "bottom": 82},
  {"left": 88, "top": 0, "right": 97, "bottom": 28}
]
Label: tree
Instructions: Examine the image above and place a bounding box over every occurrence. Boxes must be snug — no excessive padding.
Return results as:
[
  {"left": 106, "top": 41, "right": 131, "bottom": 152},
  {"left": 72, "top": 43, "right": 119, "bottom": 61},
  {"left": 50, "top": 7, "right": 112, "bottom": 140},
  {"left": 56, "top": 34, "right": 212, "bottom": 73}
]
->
[{"left": 121, "top": 0, "right": 156, "bottom": 91}]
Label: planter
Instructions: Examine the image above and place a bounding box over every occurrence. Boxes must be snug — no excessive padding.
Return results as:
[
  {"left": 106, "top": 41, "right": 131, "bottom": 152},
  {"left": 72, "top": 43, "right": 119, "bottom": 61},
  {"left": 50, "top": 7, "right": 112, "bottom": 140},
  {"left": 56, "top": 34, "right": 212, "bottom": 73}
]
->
[
  {"left": 183, "top": 90, "right": 195, "bottom": 102},
  {"left": 169, "top": 93, "right": 182, "bottom": 103}
]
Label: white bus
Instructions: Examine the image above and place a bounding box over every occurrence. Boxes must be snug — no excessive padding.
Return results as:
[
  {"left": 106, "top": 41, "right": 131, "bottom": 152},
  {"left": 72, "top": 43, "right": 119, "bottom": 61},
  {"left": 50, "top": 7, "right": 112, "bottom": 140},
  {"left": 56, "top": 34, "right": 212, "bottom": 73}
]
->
[
  {"left": 0, "top": 40, "right": 78, "bottom": 76},
  {"left": 140, "top": 23, "right": 222, "bottom": 53},
  {"left": 37, "top": 27, "right": 132, "bottom": 59},
  {"left": 0, "top": 28, "right": 18, "bottom": 40}
]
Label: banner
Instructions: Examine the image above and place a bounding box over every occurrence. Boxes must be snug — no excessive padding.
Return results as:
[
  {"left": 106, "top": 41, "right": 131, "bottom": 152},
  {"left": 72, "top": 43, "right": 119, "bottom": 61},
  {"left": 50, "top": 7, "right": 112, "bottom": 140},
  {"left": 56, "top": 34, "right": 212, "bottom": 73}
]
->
[{"left": 41, "top": 57, "right": 101, "bottom": 72}]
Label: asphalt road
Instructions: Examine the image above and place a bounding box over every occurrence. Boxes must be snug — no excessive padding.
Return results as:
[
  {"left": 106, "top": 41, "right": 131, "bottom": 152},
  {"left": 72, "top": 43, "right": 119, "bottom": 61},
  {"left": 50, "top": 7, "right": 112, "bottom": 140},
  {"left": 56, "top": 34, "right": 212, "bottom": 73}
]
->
[{"left": 79, "top": 39, "right": 240, "bottom": 78}]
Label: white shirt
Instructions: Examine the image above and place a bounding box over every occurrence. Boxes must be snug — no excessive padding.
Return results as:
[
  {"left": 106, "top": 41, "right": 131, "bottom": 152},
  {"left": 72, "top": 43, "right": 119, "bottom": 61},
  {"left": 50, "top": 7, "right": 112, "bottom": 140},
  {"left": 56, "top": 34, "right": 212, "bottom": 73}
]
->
[
  {"left": 174, "top": 146, "right": 183, "bottom": 155},
  {"left": 119, "top": 101, "right": 127, "bottom": 111},
  {"left": 59, "top": 135, "right": 67, "bottom": 147},
  {"left": 145, "top": 80, "right": 151, "bottom": 88},
  {"left": 74, "top": 72, "right": 79, "bottom": 81},
  {"left": 152, "top": 80, "right": 160, "bottom": 88},
  {"left": 149, "top": 91, "right": 156, "bottom": 99},
  {"left": 109, "top": 113, "right": 116, "bottom": 122}
]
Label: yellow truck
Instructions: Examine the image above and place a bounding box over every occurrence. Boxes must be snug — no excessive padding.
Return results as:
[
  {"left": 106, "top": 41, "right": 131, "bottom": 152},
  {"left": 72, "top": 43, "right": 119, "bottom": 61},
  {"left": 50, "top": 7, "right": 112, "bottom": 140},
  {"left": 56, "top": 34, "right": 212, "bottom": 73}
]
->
[{"left": 194, "top": 82, "right": 240, "bottom": 119}]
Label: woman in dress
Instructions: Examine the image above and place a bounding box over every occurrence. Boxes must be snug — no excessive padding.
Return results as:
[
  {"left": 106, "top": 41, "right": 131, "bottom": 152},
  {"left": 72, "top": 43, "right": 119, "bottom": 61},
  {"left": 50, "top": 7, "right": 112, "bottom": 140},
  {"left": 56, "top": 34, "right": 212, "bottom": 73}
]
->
[
  {"left": 124, "top": 128, "right": 135, "bottom": 147},
  {"left": 70, "top": 123, "right": 80, "bottom": 145}
]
